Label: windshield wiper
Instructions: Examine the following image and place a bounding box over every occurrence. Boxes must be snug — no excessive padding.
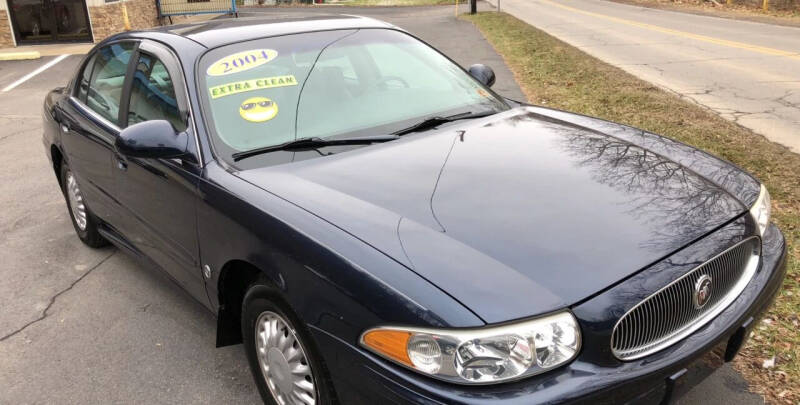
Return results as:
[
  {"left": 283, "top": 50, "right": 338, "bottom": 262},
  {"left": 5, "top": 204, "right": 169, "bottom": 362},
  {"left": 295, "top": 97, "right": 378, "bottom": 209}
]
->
[
  {"left": 392, "top": 111, "right": 497, "bottom": 136},
  {"left": 231, "top": 111, "right": 497, "bottom": 161},
  {"left": 232, "top": 134, "right": 399, "bottom": 162}
]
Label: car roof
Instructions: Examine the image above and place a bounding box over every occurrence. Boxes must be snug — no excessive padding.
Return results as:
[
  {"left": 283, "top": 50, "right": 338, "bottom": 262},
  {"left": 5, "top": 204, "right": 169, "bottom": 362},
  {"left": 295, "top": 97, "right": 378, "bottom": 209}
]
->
[{"left": 150, "top": 14, "right": 398, "bottom": 48}]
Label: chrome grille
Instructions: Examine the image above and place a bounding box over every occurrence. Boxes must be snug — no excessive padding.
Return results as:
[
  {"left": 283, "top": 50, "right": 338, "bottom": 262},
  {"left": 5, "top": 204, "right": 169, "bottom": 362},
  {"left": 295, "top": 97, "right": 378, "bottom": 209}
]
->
[{"left": 611, "top": 237, "right": 761, "bottom": 360}]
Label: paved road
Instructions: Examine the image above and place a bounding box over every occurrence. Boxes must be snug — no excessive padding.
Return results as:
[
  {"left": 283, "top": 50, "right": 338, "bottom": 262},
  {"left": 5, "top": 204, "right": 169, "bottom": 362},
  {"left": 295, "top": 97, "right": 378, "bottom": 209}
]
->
[
  {"left": 491, "top": 0, "right": 800, "bottom": 152},
  {"left": 0, "top": 5, "right": 761, "bottom": 404}
]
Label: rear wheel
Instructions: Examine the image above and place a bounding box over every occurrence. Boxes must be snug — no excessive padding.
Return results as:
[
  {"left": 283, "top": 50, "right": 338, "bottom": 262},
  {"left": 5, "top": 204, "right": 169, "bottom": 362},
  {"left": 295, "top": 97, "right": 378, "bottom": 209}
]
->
[
  {"left": 60, "top": 162, "right": 107, "bottom": 248},
  {"left": 242, "top": 283, "right": 334, "bottom": 405}
]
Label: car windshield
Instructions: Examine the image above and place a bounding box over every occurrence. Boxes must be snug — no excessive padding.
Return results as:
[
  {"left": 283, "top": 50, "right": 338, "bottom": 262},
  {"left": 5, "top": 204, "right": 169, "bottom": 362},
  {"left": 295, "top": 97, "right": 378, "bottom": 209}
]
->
[{"left": 198, "top": 29, "right": 509, "bottom": 166}]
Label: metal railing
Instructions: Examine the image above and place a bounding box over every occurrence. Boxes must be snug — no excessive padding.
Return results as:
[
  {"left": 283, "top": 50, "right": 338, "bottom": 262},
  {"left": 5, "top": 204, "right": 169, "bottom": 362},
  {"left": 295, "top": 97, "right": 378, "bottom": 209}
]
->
[{"left": 157, "top": 0, "right": 238, "bottom": 18}]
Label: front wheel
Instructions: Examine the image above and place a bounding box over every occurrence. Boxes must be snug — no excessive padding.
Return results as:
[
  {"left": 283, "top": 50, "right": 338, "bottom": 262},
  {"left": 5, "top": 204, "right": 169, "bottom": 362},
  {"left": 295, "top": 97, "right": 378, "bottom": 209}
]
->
[
  {"left": 60, "top": 162, "right": 107, "bottom": 248},
  {"left": 242, "top": 284, "right": 335, "bottom": 405}
]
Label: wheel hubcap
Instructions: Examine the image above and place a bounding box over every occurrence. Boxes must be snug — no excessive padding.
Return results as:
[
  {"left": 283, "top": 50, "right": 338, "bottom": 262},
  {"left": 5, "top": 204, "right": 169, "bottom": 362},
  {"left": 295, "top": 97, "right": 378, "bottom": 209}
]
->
[
  {"left": 255, "top": 311, "right": 316, "bottom": 405},
  {"left": 66, "top": 171, "right": 87, "bottom": 231}
]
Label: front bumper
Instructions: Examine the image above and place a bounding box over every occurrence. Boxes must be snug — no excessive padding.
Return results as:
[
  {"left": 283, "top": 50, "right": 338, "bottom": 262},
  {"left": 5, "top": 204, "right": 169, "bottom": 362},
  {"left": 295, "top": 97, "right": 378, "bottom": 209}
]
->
[{"left": 310, "top": 223, "right": 787, "bottom": 404}]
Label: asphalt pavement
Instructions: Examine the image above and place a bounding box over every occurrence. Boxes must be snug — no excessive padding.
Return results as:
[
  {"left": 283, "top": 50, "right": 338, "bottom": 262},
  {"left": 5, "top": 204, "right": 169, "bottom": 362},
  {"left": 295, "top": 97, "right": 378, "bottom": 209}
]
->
[
  {"left": 491, "top": 0, "right": 800, "bottom": 153},
  {"left": 0, "top": 4, "right": 764, "bottom": 404}
]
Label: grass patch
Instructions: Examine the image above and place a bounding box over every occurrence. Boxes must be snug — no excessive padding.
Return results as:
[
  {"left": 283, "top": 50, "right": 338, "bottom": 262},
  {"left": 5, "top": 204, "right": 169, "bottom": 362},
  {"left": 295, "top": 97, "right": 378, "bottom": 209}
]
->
[
  {"left": 342, "top": 0, "right": 464, "bottom": 6},
  {"left": 463, "top": 11, "right": 800, "bottom": 404}
]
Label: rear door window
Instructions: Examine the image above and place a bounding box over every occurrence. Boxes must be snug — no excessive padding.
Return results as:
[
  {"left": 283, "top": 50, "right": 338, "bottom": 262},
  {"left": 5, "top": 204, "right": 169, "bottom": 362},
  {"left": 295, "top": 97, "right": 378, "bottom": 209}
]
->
[
  {"left": 75, "top": 53, "right": 97, "bottom": 103},
  {"left": 86, "top": 42, "right": 135, "bottom": 124}
]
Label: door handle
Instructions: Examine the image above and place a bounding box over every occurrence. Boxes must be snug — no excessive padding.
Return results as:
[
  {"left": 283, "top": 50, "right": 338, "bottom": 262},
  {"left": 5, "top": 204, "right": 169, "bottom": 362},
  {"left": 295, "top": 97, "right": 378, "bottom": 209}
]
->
[{"left": 60, "top": 123, "right": 69, "bottom": 133}]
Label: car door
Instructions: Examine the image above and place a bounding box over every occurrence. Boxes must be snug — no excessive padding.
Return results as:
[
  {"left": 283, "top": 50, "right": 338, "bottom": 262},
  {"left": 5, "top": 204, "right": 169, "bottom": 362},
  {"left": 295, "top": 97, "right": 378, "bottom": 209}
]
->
[
  {"left": 113, "top": 41, "right": 207, "bottom": 303},
  {"left": 57, "top": 41, "right": 136, "bottom": 222}
]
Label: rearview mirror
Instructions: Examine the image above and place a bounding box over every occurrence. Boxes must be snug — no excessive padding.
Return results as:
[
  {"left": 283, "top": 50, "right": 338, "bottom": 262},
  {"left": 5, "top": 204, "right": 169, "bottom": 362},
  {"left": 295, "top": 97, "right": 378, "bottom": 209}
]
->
[
  {"left": 468, "top": 64, "right": 496, "bottom": 88},
  {"left": 115, "top": 120, "right": 189, "bottom": 160}
]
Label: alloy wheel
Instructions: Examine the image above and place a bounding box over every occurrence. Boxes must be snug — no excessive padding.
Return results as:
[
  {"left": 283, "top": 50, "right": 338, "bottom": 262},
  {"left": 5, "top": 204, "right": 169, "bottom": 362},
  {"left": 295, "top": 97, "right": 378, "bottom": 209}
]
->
[
  {"left": 255, "top": 311, "right": 316, "bottom": 405},
  {"left": 65, "top": 171, "right": 87, "bottom": 231}
]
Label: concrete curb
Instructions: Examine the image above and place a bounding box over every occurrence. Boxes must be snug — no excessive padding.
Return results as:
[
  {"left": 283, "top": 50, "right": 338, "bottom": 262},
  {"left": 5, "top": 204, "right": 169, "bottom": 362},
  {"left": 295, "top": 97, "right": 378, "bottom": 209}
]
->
[{"left": 0, "top": 51, "right": 41, "bottom": 61}]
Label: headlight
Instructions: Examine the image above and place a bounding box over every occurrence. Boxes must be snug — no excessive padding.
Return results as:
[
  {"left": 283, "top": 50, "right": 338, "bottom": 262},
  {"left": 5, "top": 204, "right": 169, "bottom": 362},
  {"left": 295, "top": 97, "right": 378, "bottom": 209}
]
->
[
  {"left": 360, "top": 311, "right": 580, "bottom": 384},
  {"left": 750, "top": 184, "right": 771, "bottom": 237}
]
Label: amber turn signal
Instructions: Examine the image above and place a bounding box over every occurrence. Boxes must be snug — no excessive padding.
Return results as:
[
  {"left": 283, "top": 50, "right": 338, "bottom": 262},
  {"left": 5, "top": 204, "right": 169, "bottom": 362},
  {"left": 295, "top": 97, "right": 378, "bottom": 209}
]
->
[{"left": 361, "top": 329, "right": 413, "bottom": 367}]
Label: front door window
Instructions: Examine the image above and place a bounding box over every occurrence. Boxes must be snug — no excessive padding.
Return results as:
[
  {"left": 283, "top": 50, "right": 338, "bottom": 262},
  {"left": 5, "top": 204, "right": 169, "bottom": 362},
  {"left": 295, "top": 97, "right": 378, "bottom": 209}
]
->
[{"left": 127, "top": 53, "right": 186, "bottom": 131}]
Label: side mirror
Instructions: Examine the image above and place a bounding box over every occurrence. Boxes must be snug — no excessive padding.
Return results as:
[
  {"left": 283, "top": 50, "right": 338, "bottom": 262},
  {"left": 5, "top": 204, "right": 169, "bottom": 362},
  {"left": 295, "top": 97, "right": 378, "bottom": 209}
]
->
[
  {"left": 468, "top": 64, "right": 496, "bottom": 88},
  {"left": 115, "top": 120, "right": 189, "bottom": 160}
]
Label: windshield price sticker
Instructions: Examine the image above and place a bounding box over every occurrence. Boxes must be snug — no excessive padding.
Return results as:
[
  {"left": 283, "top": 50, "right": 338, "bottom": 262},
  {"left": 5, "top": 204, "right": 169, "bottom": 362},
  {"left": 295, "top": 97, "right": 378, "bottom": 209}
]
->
[
  {"left": 207, "top": 49, "right": 278, "bottom": 76},
  {"left": 209, "top": 75, "right": 298, "bottom": 99}
]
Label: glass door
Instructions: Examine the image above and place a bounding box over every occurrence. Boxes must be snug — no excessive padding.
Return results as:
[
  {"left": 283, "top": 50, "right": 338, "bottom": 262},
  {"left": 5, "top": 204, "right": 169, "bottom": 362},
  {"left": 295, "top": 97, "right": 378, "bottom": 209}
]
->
[{"left": 7, "top": 0, "right": 92, "bottom": 44}]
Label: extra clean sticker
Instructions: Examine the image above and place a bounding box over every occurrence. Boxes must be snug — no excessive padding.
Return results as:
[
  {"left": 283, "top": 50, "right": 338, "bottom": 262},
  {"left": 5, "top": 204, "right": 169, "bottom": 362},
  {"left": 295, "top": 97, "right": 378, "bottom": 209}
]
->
[
  {"left": 209, "top": 75, "right": 298, "bottom": 99},
  {"left": 206, "top": 49, "right": 278, "bottom": 76}
]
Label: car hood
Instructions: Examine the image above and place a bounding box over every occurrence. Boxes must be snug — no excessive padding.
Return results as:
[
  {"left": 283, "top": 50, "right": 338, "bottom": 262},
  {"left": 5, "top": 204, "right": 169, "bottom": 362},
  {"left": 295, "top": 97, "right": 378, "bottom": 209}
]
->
[{"left": 236, "top": 107, "right": 747, "bottom": 323}]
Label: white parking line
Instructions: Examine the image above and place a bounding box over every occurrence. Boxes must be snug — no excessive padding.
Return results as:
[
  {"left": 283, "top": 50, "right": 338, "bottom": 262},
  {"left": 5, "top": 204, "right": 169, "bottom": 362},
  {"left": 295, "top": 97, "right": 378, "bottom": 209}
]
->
[{"left": 1, "top": 54, "right": 70, "bottom": 93}]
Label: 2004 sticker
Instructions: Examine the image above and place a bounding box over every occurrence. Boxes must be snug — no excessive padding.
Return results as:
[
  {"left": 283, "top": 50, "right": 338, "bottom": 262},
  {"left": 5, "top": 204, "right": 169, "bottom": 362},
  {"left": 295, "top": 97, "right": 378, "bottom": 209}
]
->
[{"left": 207, "top": 49, "right": 278, "bottom": 76}]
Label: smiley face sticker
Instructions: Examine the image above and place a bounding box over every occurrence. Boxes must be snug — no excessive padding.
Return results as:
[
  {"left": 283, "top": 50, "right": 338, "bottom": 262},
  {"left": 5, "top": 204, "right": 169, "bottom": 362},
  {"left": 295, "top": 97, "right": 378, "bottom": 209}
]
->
[{"left": 239, "top": 97, "right": 278, "bottom": 123}]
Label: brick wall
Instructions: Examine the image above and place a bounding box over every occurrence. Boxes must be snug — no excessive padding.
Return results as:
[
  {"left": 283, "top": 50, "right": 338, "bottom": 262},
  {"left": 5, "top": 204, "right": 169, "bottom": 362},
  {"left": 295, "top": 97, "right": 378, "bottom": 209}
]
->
[
  {"left": 88, "top": 0, "right": 160, "bottom": 42},
  {"left": 0, "top": 10, "right": 15, "bottom": 47}
]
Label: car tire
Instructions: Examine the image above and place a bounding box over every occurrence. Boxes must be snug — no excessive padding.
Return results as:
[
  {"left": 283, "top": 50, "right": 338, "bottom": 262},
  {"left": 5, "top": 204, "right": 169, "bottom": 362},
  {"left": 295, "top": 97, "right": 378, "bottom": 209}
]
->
[
  {"left": 242, "top": 282, "right": 336, "bottom": 405},
  {"left": 60, "top": 162, "right": 107, "bottom": 248}
]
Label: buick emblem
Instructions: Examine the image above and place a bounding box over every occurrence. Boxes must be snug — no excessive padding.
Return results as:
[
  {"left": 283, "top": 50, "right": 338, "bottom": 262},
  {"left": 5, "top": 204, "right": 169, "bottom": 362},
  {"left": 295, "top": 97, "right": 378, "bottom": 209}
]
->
[{"left": 694, "top": 275, "right": 713, "bottom": 309}]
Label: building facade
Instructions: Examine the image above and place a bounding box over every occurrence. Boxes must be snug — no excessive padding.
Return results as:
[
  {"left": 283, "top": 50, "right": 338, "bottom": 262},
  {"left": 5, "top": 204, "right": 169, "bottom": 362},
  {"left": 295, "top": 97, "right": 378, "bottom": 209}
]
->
[{"left": 0, "top": 0, "right": 159, "bottom": 48}]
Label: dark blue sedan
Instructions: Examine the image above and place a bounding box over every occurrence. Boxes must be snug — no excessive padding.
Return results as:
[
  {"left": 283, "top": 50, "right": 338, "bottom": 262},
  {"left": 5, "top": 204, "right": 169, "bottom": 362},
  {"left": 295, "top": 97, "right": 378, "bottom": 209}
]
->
[{"left": 42, "top": 14, "right": 786, "bottom": 405}]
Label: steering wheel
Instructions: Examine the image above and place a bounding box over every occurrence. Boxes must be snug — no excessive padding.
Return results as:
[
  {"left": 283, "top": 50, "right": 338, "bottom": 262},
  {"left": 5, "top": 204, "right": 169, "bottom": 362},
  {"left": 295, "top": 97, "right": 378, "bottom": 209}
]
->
[{"left": 366, "top": 76, "right": 410, "bottom": 91}]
